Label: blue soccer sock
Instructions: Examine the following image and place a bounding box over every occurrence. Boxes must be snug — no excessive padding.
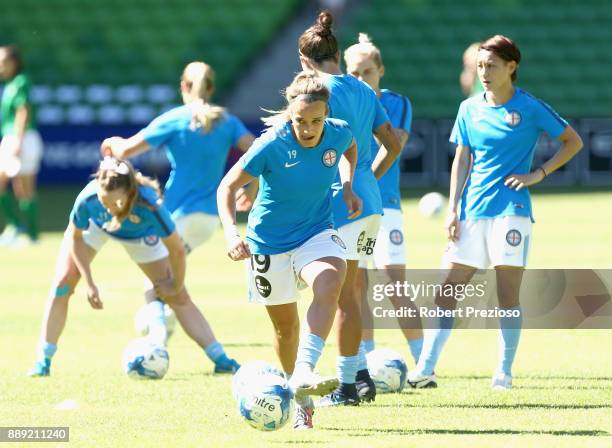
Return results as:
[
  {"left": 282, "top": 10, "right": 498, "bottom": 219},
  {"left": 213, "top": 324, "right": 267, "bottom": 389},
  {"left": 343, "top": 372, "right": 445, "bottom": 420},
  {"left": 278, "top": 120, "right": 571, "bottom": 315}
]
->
[
  {"left": 357, "top": 344, "right": 368, "bottom": 372},
  {"left": 360, "top": 339, "right": 375, "bottom": 354},
  {"left": 407, "top": 337, "right": 424, "bottom": 365},
  {"left": 204, "top": 341, "right": 228, "bottom": 364},
  {"left": 38, "top": 341, "right": 57, "bottom": 362},
  {"left": 147, "top": 299, "right": 168, "bottom": 345},
  {"left": 415, "top": 312, "right": 454, "bottom": 375},
  {"left": 497, "top": 306, "right": 523, "bottom": 376},
  {"left": 295, "top": 333, "right": 325, "bottom": 371},
  {"left": 336, "top": 355, "right": 359, "bottom": 385}
]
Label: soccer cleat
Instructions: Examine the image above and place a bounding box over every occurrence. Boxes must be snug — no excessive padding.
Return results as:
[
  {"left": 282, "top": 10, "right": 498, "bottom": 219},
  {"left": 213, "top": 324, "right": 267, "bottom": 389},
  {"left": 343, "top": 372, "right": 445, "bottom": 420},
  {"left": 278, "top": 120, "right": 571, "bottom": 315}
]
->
[
  {"left": 28, "top": 358, "right": 51, "bottom": 377},
  {"left": 213, "top": 357, "right": 240, "bottom": 374},
  {"left": 407, "top": 370, "right": 438, "bottom": 389},
  {"left": 293, "top": 396, "right": 314, "bottom": 430},
  {"left": 316, "top": 383, "right": 360, "bottom": 407},
  {"left": 0, "top": 225, "right": 20, "bottom": 247},
  {"left": 289, "top": 370, "right": 339, "bottom": 400},
  {"left": 491, "top": 372, "right": 512, "bottom": 390},
  {"left": 355, "top": 369, "right": 376, "bottom": 402}
]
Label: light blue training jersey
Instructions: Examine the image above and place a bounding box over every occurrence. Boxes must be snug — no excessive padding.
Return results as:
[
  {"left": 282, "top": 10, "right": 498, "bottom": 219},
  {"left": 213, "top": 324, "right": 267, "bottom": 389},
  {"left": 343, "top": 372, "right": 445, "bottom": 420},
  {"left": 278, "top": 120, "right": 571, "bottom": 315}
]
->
[
  {"left": 374, "top": 89, "right": 413, "bottom": 210},
  {"left": 241, "top": 118, "right": 353, "bottom": 255},
  {"left": 70, "top": 180, "right": 175, "bottom": 240},
  {"left": 450, "top": 87, "right": 568, "bottom": 221},
  {"left": 323, "top": 74, "right": 389, "bottom": 228},
  {"left": 141, "top": 105, "right": 250, "bottom": 218}
]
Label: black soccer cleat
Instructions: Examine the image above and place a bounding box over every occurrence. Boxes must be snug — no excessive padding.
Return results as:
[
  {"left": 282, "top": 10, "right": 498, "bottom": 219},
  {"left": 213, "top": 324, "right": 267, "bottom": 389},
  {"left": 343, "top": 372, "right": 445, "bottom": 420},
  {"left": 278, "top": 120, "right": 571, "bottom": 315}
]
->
[
  {"left": 355, "top": 369, "right": 377, "bottom": 402},
  {"left": 316, "top": 382, "right": 360, "bottom": 407}
]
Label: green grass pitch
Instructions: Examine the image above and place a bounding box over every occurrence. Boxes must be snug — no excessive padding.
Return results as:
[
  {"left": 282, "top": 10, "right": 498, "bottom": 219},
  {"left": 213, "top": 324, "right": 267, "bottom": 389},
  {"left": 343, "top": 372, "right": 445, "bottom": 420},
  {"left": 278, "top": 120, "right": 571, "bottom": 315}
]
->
[{"left": 0, "top": 187, "right": 611, "bottom": 447}]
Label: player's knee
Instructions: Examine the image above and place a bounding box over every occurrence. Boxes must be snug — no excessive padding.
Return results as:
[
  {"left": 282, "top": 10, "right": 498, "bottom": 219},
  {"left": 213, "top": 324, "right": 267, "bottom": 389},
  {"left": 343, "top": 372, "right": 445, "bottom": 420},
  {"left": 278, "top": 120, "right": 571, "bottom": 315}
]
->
[
  {"left": 162, "top": 288, "right": 189, "bottom": 306},
  {"left": 314, "top": 272, "right": 343, "bottom": 304}
]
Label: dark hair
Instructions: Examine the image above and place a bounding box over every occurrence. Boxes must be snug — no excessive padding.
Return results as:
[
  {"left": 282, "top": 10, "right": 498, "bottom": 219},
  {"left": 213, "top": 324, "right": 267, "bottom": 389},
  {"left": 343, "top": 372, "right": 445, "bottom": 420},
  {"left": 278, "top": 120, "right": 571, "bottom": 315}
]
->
[
  {"left": 298, "top": 10, "right": 339, "bottom": 64},
  {"left": 1, "top": 45, "right": 24, "bottom": 74},
  {"left": 480, "top": 35, "right": 521, "bottom": 82},
  {"left": 95, "top": 157, "right": 161, "bottom": 231}
]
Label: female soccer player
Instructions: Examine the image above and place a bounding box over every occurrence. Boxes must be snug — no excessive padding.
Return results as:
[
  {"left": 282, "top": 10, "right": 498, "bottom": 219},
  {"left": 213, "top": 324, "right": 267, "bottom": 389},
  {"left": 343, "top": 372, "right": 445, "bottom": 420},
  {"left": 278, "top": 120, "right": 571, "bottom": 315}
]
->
[
  {"left": 218, "top": 71, "right": 361, "bottom": 429},
  {"left": 101, "top": 61, "right": 254, "bottom": 356},
  {"left": 0, "top": 45, "right": 43, "bottom": 246},
  {"left": 29, "top": 158, "right": 238, "bottom": 376},
  {"left": 407, "top": 35, "right": 583, "bottom": 390},
  {"left": 343, "top": 33, "right": 425, "bottom": 369},
  {"left": 297, "top": 11, "right": 402, "bottom": 406}
]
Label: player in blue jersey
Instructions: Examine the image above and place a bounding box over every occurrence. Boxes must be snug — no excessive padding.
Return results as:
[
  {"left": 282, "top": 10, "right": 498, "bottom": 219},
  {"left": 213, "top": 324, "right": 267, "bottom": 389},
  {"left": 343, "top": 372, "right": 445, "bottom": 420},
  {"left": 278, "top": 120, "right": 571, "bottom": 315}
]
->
[
  {"left": 101, "top": 62, "right": 253, "bottom": 361},
  {"left": 29, "top": 158, "right": 238, "bottom": 376},
  {"left": 297, "top": 11, "right": 402, "bottom": 406},
  {"left": 344, "top": 33, "right": 425, "bottom": 375},
  {"left": 407, "top": 35, "right": 583, "bottom": 390},
  {"left": 218, "top": 72, "right": 362, "bottom": 429}
]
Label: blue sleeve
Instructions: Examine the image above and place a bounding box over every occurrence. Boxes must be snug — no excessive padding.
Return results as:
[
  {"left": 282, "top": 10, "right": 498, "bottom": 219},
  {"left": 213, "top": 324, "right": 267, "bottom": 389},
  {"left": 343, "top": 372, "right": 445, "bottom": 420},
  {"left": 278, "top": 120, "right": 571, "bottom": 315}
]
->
[
  {"left": 401, "top": 97, "right": 413, "bottom": 133},
  {"left": 150, "top": 204, "right": 176, "bottom": 237},
  {"left": 70, "top": 199, "right": 91, "bottom": 230},
  {"left": 534, "top": 99, "right": 568, "bottom": 139},
  {"left": 141, "top": 113, "right": 179, "bottom": 148},
  {"left": 372, "top": 95, "right": 390, "bottom": 129},
  {"left": 338, "top": 126, "right": 354, "bottom": 156},
  {"left": 241, "top": 136, "right": 270, "bottom": 177},
  {"left": 228, "top": 114, "right": 251, "bottom": 146},
  {"left": 450, "top": 102, "right": 470, "bottom": 146}
]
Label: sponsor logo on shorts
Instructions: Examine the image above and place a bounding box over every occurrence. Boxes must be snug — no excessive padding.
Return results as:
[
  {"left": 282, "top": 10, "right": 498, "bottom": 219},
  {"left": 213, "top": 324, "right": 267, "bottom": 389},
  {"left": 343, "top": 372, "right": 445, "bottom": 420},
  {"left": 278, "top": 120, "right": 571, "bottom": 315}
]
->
[
  {"left": 505, "top": 111, "right": 522, "bottom": 127},
  {"left": 128, "top": 214, "right": 141, "bottom": 224},
  {"left": 389, "top": 229, "right": 403, "bottom": 245},
  {"left": 506, "top": 229, "right": 522, "bottom": 247},
  {"left": 322, "top": 149, "right": 337, "bottom": 167},
  {"left": 254, "top": 275, "right": 272, "bottom": 298},
  {"left": 357, "top": 231, "right": 376, "bottom": 256},
  {"left": 331, "top": 234, "right": 346, "bottom": 249},
  {"left": 143, "top": 235, "right": 159, "bottom": 246}
]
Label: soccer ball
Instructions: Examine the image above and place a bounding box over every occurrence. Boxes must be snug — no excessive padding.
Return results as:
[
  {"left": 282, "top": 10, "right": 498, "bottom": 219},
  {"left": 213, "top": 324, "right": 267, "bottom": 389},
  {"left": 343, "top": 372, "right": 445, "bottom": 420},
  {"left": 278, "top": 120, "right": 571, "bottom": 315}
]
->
[
  {"left": 418, "top": 192, "right": 445, "bottom": 217},
  {"left": 238, "top": 373, "right": 294, "bottom": 431},
  {"left": 232, "top": 360, "right": 284, "bottom": 401},
  {"left": 366, "top": 348, "right": 408, "bottom": 393},
  {"left": 134, "top": 303, "right": 177, "bottom": 338},
  {"left": 122, "top": 337, "right": 169, "bottom": 380}
]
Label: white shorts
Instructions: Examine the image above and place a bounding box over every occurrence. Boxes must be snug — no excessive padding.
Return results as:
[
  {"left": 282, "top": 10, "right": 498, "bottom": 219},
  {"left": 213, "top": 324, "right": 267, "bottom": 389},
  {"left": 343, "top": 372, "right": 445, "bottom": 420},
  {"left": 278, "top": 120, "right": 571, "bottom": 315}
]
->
[
  {"left": 337, "top": 214, "right": 382, "bottom": 261},
  {"left": 444, "top": 216, "right": 532, "bottom": 269},
  {"left": 83, "top": 221, "right": 169, "bottom": 264},
  {"left": 0, "top": 130, "right": 43, "bottom": 177},
  {"left": 247, "top": 229, "right": 347, "bottom": 306},
  {"left": 359, "top": 208, "right": 406, "bottom": 268},
  {"left": 174, "top": 212, "right": 218, "bottom": 253}
]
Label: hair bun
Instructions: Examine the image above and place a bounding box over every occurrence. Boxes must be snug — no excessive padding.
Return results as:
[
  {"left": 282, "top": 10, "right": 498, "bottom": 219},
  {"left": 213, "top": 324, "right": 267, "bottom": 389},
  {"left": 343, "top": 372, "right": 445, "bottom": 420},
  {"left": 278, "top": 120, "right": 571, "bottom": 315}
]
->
[{"left": 316, "top": 10, "right": 334, "bottom": 36}]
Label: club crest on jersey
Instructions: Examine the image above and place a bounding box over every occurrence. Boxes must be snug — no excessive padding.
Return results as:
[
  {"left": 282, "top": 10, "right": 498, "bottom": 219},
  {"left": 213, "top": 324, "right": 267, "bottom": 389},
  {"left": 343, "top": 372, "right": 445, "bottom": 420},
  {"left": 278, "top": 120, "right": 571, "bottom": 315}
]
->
[
  {"left": 389, "top": 229, "right": 403, "bottom": 245},
  {"left": 331, "top": 234, "right": 347, "bottom": 250},
  {"left": 505, "top": 111, "right": 522, "bottom": 127},
  {"left": 506, "top": 229, "right": 522, "bottom": 247},
  {"left": 322, "top": 149, "right": 337, "bottom": 167},
  {"left": 144, "top": 235, "right": 159, "bottom": 246},
  {"left": 128, "top": 214, "right": 141, "bottom": 224}
]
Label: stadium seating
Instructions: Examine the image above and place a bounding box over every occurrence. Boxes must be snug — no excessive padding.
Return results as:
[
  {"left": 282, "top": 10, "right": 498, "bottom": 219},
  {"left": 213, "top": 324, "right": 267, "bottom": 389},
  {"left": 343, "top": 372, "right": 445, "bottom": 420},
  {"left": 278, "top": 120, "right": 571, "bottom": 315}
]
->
[
  {"left": 1, "top": 0, "right": 301, "bottom": 123},
  {"left": 340, "top": 0, "right": 612, "bottom": 118}
]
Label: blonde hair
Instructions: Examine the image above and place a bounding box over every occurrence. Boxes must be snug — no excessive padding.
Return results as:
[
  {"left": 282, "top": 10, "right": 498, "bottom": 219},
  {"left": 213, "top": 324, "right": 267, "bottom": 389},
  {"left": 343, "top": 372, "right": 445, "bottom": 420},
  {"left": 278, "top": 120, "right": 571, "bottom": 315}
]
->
[
  {"left": 95, "top": 157, "right": 161, "bottom": 232},
  {"left": 261, "top": 71, "right": 330, "bottom": 128},
  {"left": 344, "top": 33, "right": 383, "bottom": 67},
  {"left": 181, "top": 61, "right": 226, "bottom": 133}
]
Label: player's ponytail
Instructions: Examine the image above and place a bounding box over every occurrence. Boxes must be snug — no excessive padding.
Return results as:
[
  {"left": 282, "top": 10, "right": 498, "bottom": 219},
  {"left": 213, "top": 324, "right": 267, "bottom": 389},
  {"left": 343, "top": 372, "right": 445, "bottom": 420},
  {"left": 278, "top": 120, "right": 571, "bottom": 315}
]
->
[
  {"left": 261, "top": 71, "right": 330, "bottom": 127},
  {"left": 344, "top": 33, "right": 383, "bottom": 68},
  {"left": 298, "top": 10, "right": 339, "bottom": 64},
  {"left": 95, "top": 157, "right": 161, "bottom": 232},
  {"left": 182, "top": 61, "right": 226, "bottom": 133}
]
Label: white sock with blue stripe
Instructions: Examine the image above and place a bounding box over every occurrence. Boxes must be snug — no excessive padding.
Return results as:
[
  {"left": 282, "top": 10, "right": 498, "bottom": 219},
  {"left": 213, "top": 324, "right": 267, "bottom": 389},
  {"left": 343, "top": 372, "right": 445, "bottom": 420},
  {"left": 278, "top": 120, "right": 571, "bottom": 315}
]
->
[{"left": 294, "top": 333, "right": 325, "bottom": 372}]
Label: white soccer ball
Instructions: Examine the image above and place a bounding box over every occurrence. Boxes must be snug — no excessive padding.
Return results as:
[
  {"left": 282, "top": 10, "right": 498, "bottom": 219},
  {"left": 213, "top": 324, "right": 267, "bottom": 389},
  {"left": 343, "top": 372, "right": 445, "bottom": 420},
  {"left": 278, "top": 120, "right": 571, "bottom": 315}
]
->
[
  {"left": 122, "top": 337, "right": 169, "bottom": 380},
  {"left": 134, "top": 303, "right": 177, "bottom": 338},
  {"left": 238, "top": 373, "right": 294, "bottom": 431},
  {"left": 418, "top": 192, "right": 445, "bottom": 217},
  {"left": 232, "top": 360, "right": 284, "bottom": 401},
  {"left": 366, "top": 348, "right": 408, "bottom": 393}
]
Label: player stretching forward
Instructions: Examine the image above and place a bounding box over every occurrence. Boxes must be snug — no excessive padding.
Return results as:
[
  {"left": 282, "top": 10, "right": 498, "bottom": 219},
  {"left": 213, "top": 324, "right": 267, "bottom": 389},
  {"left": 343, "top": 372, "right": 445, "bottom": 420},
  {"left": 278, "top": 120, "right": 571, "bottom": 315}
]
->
[
  {"left": 102, "top": 61, "right": 253, "bottom": 371},
  {"left": 218, "top": 72, "right": 361, "bottom": 429},
  {"left": 408, "top": 35, "right": 583, "bottom": 390},
  {"left": 29, "top": 158, "right": 236, "bottom": 376},
  {"left": 297, "top": 11, "right": 402, "bottom": 406},
  {"left": 343, "top": 33, "right": 425, "bottom": 374}
]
